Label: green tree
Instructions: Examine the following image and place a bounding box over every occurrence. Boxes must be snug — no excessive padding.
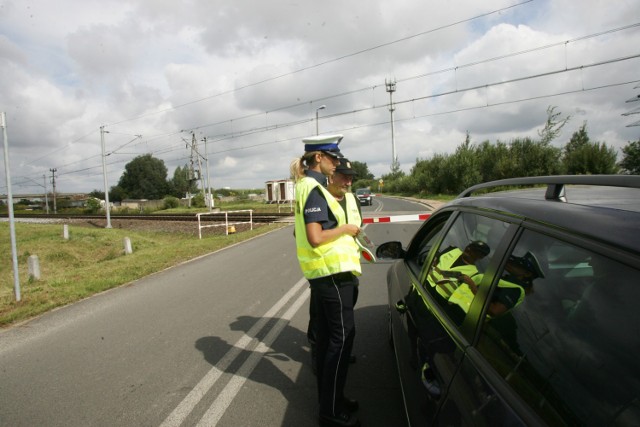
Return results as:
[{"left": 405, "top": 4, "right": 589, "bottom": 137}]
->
[
  {"left": 379, "top": 168, "right": 405, "bottom": 193},
  {"left": 412, "top": 153, "right": 449, "bottom": 194},
  {"left": 538, "top": 106, "right": 570, "bottom": 145},
  {"left": 350, "top": 160, "right": 374, "bottom": 180},
  {"left": 89, "top": 189, "right": 105, "bottom": 199},
  {"left": 563, "top": 124, "right": 618, "bottom": 174},
  {"left": 476, "top": 140, "right": 513, "bottom": 182},
  {"left": 619, "top": 140, "right": 640, "bottom": 174},
  {"left": 109, "top": 185, "right": 127, "bottom": 202},
  {"left": 170, "top": 165, "right": 198, "bottom": 198},
  {"left": 117, "top": 154, "right": 170, "bottom": 200},
  {"left": 84, "top": 198, "right": 101, "bottom": 214},
  {"left": 509, "top": 137, "right": 562, "bottom": 177},
  {"left": 441, "top": 135, "right": 482, "bottom": 194},
  {"left": 163, "top": 196, "right": 180, "bottom": 209}
]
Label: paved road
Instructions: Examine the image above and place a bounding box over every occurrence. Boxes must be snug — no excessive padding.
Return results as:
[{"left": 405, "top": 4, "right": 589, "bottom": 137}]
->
[{"left": 0, "top": 196, "right": 432, "bottom": 427}]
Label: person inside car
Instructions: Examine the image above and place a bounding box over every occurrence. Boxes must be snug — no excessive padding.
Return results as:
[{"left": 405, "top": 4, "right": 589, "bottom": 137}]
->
[
  {"left": 424, "top": 240, "right": 491, "bottom": 300},
  {"left": 449, "top": 251, "right": 545, "bottom": 317},
  {"left": 416, "top": 240, "right": 491, "bottom": 396}
]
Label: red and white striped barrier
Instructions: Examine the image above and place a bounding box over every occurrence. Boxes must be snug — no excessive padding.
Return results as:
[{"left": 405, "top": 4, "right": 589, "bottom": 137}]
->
[{"left": 362, "top": 213, "right": 431, "bottom": 224}]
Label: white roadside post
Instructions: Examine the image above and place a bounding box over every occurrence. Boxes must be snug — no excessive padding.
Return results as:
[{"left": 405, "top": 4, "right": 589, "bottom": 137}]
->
[{"left": 28, "top": 255, "right": 41, "bottom": 280}]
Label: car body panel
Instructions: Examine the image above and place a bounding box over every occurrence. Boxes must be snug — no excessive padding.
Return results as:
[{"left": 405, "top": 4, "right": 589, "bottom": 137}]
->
[{"left": 379, "top": 177, "right": 640, "bottom": 427}]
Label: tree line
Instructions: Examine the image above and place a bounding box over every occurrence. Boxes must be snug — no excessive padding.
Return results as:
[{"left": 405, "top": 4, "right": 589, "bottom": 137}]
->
[
  {"left": 90, "top": 155, "right": 200, "bottom": 203},
  {"left": 365, "top": 107, "right": 640, "bottom": 196},
  {"left": 90, "top": 107, "right": 640, "bottom": 201}
]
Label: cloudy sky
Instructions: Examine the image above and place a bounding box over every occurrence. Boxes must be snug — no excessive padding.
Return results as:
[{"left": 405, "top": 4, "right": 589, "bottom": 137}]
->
[{"left": 1, "top": 0, "right": 639, "bottom": 196}]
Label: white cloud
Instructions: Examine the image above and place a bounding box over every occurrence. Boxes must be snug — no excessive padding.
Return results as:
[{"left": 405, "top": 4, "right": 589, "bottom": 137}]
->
[{"left": 1, "top": 0, "right": 639, "bottom": 196}]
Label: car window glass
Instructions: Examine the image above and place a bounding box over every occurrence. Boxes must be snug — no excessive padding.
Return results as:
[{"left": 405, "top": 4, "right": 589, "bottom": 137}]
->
[
  {"left": 406, "top": 214, "right": 450, "bottom": 276},
  {"left": 476, "top": 229, "right": 640, "bottom": 426},
  {"left": 420, "top": 212, "right": 509, "bottom": 326}
]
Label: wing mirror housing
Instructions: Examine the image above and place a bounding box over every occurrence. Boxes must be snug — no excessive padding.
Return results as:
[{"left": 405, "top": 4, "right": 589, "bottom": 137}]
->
[{"left": 376, "top": 241, "right": 405, "bottom": 260}]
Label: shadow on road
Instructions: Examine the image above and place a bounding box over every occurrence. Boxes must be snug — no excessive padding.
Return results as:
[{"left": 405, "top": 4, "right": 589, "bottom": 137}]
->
[{"left": 194, "top": 304, "right": 406, "bottom": 427}]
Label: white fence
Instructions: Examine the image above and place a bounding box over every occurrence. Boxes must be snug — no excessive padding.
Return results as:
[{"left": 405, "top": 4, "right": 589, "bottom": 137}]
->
[{"left": 196, "top": 210, "right": 254, "bottom": 239}]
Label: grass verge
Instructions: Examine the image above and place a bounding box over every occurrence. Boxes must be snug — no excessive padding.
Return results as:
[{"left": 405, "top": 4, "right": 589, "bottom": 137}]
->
[{"left": 0, "top": 221, "right": 287, "bottom": 328}]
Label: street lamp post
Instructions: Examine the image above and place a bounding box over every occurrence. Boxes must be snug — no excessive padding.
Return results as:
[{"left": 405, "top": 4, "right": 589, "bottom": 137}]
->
[
  {"left": 315, "top": 105, "right": 326, "bottom": 135},
  {"left": 100, "top": 126, "right": 112, "bottom": 229}
]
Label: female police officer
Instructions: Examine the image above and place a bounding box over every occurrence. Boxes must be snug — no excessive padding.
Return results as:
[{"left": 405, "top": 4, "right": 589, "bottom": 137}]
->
[{"left": 290, "top": 134, "right": 361, "bottom": 427}]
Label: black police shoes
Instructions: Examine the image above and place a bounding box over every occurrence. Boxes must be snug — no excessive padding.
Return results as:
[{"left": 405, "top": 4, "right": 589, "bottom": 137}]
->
[{"left": 319, "top": 411, "right": 360, "bottom": 427}]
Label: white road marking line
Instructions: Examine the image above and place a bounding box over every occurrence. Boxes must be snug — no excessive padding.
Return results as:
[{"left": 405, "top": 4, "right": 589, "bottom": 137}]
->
[
  {"left": 159, "top": 277, "right": 308, "bottom": 427},
  {"left": 196, "top": 287, "right": 310, "bottom": 426}
]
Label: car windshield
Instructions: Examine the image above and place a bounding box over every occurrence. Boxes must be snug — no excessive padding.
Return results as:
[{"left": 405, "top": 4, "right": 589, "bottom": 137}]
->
[{"left": 356, "top": 189, "right": 369, "bottom": 195}]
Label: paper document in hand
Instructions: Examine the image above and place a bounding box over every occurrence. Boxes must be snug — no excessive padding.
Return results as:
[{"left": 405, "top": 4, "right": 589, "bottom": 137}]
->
[{"left": 356, "top": 230, "right": 376, "bottom": 263}]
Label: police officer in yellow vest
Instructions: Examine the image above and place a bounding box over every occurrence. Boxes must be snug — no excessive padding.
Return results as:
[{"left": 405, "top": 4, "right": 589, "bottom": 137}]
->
[
  {"left": 307, "top": 157, "right": 362, "bottom": 376},
  {"left": 449, "top": 251, "right": 544, "bottom": 317},
  {"left": 425, "top": 241, "right": 490, "bottom": 300},
  {"left": 290, "top": 134, "right": 361, "bottom": 427}
]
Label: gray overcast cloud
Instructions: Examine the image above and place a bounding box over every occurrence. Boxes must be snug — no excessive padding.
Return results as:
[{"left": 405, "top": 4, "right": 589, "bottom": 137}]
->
[{"left": 1, "top": 0, "right": 639, "bottom": 195}]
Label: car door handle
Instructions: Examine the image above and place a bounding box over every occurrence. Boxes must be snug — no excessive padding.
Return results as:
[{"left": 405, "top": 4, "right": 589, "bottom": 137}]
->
[{"left": 395, "top": 300, "right": 408, "bottom": 314}]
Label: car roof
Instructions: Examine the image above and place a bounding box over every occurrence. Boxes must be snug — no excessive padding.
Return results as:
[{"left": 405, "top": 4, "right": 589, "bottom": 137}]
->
[{"left": 446, "top": 176, "right": 640, "bottom": 254}]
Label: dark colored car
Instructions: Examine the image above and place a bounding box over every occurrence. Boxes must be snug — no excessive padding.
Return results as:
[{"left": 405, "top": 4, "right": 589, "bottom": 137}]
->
[
  {"left": 356, "top": 188, "right": 373, "bottom": 206},
  {"left": 376, "top": 175, "right": 640, "bottom": 427}
]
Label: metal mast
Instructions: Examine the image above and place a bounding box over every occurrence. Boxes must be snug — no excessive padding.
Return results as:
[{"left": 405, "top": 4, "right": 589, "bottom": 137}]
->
[{"left": 386, "top": 79, "right": 398, "bottom": 170}]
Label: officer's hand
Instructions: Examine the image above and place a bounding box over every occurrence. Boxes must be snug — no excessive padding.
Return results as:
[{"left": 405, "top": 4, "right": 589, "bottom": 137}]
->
[{"left": 342, "top": 224, "right": 360, "bottom": 237}]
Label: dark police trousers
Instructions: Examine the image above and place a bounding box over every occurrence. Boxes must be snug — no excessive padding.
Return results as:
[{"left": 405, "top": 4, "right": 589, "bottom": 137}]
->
[{"left": 309, "top": 272, "right": 357, "bottom": 417}]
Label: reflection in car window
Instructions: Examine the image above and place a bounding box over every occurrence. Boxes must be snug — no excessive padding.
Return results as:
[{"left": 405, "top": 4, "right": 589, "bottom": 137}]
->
[
  {"left": 406, "top": 213, "right": 450, "bottom": 276},
  {"left": 419, "top": 212, "right": 508, "bottom": 326},
  {"left": 477, "top": 230, "right": 640, "bottom": 426}
]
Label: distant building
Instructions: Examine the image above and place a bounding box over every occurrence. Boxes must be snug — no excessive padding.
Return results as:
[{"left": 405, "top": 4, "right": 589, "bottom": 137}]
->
[{"left": 265, "top": 179, "right": 294, "bottom": 204}]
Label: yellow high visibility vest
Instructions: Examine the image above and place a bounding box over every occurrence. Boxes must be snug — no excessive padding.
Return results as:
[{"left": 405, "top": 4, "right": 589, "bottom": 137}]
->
[
  {"left": 294, "top": 177, "right": 361, "bottom": 279},
  {"left": 448, "top": 274, "right": 525, "bottom": 315},
  {"left": 343, "top": 192, "right": 362, "bottom": 227},
  {"left": 426, "top": 248, "right": 479, "bottom": 299}
]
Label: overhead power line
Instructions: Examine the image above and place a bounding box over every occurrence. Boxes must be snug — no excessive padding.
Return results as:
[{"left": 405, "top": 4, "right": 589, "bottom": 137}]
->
[
  {"left": 11, "top": 13, "right": 639, "bottom": 189},
  {"left": 104, "top": 0, "right": 535, "bottom": 127}
]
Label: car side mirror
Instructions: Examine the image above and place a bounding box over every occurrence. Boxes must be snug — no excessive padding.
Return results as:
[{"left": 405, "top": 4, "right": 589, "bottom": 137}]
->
[{"left": 376, "top": 241, "right": 405, "bottom": 260}]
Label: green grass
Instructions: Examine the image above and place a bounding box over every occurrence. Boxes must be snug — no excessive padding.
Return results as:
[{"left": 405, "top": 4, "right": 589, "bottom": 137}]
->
[{"left": 0, "top": 221, "right": 286, "bottom": 328}]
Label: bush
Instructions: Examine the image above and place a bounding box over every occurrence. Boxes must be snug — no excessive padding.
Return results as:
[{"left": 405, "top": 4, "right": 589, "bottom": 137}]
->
[
  {"left": 163, "top": 196, "right": 180, "bottom": 209},
  {"left": 84, "top": 198, "right": 101, "bottom": 214}
]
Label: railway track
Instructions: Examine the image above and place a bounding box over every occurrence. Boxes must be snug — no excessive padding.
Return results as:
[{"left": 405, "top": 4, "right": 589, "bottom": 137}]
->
[{"left": 6, "top": 212, "right": 293, "bottom": 223}]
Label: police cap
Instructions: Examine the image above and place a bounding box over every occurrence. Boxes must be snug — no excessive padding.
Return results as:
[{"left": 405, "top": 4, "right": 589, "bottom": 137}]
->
[
  {"left": 302, "top": 134, "right": 344, "bottom": 158},
  {"left": 335, "top": 158, "right": 356, "bottom": 175},
  {"left": 508, "top": 251, "right": 545, "bottom": 279}
]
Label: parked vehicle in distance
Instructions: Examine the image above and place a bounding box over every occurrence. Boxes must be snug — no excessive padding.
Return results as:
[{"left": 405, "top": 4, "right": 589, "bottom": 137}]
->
[
  {"left": 376, "top": 175, "right": 640, "bottom": 427},
  {"left": 355, "top": 188, "right": 372, "bottom": 206}
]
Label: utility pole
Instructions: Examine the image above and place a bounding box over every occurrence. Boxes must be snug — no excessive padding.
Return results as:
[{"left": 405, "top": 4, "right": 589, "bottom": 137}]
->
[
  {"left": 385, "top": 79, "right": 398, "bottom": 171},
  {"left": 43, "top": 174, "right": 50, "bottom": 214},
  {"left": 202, "top": 136, "right": 213, "bottom": 210},
  {"left": 184, "top": 132, "right": 207, "bottom": 207},
  {"left": 100, "top": 126, "right": 112, "bottom": 228},
  {"left": 194, "top": 135, "right": 206, "bottom": 204},
  {"left": 2, "top": 111, "right": 21, "bottom": 301},
  {"left": 49, "top": 168, "right": 57, "bottom": 214}
]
